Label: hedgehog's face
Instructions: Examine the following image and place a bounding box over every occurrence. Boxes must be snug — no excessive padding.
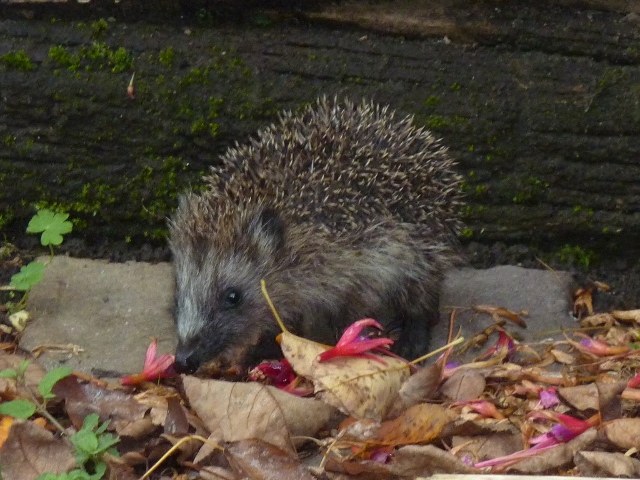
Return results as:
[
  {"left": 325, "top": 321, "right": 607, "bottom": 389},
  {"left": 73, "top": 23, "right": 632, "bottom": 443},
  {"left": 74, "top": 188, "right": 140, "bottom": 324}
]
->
[{"left": 170, "top": 206, "right": 285, "bottom": 374}]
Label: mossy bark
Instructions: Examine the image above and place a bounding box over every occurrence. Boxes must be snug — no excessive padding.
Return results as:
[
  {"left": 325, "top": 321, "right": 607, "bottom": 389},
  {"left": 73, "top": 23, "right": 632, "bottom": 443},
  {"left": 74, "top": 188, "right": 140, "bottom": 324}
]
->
[{"left": 1, "top": 1, "right": 640, "bottom": 259}]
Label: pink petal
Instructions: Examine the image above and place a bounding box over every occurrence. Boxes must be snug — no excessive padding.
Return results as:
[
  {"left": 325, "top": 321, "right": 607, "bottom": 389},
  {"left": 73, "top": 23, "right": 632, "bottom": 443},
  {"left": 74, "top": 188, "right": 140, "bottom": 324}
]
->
[
  {"left": 144, "top": 339, "right": 159, "bottom": 368},
  {"left": 628, "top": 371, "right": 640, "bottom": 389},
  {"left": 318, "top": 338, "right": 393, "bottom": 362},
  {"left": 335, "top": 318, "right": 385, "bottom": 346}
]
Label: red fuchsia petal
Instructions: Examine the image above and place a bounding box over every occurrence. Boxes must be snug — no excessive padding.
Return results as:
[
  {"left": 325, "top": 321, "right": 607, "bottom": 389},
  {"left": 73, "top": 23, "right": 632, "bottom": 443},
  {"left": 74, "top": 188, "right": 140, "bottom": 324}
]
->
[
  {"left": 249, "top": 359, "right": 295, "bottom": 387},
  {"left": 572, "top": 336, "right": 630, "bottom": 356},
  {"left": 554, "top": 413, "right": 594, "bottom": 434},
  {"left": 145, "top": 354, "right": 176, "bottom": 378},
  {"left": 539, "top": 387, "right": 560, "bottom": 408},
  {"left": 497, "top": 330, "right": 515, "bottom": 353},
  {"left": 144, "top": 339, "right": 159, "bottom": 368},
  {"left": 628, "top": 371, "right": 640, "bottom": 389},
  {"left": 369, "top": 448, "right": 393, "bottom": 464},
  {"left": 318, "top": 338, "right": 394, "bottom": 362},
  {"left": 470, "top": 401, "right": 504, "bottom": 420},
  {"left": 121, "top": 373, "right": 147, "bottom": 386},
  {"left": 335, "top": 318, "right": 386, "bottom": 346}
]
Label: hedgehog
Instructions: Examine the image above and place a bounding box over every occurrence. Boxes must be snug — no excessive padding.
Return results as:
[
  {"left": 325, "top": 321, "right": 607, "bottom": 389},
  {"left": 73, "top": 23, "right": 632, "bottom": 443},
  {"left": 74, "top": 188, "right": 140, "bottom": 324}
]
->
[{"left": 169, "top": 97, "right": 463, "bottom": 374}]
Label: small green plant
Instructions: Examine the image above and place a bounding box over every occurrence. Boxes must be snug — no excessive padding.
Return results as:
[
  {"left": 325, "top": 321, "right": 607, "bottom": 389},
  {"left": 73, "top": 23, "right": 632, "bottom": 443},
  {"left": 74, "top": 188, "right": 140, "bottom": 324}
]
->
[
  {"left": 0, "top": 362, "right": 119, "bottom": 480},
  {"left": 34, "top": 414, "right": 119, "bottom": 480},
  {"left": 0, "top": 362, "right": 72, "bottom": 419},
  {"left": 8, "top": 209, "right": 72, "bottom": 311}
]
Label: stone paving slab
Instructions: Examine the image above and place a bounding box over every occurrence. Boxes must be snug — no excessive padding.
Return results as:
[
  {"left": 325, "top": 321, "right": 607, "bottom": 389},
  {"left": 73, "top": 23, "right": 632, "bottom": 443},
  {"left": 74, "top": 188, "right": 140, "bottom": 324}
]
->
[
  {"left": 22, "top": 258, "right": 576, "bottom": 376},
  {"left": 434, "top": 266, "right": 575, "bottom": 361},
  {"left": 21, "top": 256, "right": 176, "bottom": 377}
]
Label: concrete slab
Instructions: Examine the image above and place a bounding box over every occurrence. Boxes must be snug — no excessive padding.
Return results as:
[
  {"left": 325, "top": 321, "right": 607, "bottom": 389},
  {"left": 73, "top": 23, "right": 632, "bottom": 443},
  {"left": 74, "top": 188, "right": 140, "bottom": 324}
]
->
[
  {"left": 21, "top": 256, "right": 176, "bottom": 377},
  {"left": 433, "top": 266, "right": 576, "bottom": 360},
  {"left": 22, "top": 259, "right": 575, "bottom": 376}
]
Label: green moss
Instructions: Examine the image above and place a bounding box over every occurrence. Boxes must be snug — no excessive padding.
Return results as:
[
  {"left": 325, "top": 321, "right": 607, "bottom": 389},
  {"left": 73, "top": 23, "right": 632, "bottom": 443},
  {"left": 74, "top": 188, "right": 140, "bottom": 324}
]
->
[
  {"left": 424, "top": 95, "right": 440, "bottom": 107},
  {"left": 49, "top": 42, "right": 133, "bottom": 73},
  {"left": 159, "top": 47, "right": 175, "bottom": 67},
  {"left": 424, "top": 114, "right": 467, "bottom": 130},
  {"left": 3, "top": 135, "right": 17, "bottom": 147},
  {"left": 460, "top": 228, "right": 474, "bottom": 238},
  {"left": 90, "top": 19, "right": 109, "bottom": 38},
  {"left": 0, "top": 50, "right": 36, "bottom": 71},
  {"left": 555, "top": 245, "right": 596, "bottom": 269},
  {"left": 512, "top": 176, "right": 549, "bottom": 204}
]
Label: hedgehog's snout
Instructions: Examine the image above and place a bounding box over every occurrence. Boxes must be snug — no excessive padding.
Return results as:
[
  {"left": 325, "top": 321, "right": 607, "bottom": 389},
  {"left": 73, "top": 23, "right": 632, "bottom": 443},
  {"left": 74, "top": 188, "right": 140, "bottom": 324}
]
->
[{"left": 174, "top": 341, "right": 203, "bottom": 374}]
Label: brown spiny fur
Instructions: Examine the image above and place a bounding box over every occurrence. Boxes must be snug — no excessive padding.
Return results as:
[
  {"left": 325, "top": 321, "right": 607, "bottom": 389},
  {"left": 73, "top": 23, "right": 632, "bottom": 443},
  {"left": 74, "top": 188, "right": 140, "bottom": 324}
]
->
[{"left": 169, "top": 98, "right": 463, "bottom": 373}]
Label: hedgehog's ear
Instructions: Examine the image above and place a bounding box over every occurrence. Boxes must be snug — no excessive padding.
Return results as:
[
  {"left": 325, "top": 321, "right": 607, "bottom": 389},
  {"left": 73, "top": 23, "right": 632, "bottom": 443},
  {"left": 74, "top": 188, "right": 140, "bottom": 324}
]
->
[{"left": 248, "top": 208, "right": 285, "bottom": 255}]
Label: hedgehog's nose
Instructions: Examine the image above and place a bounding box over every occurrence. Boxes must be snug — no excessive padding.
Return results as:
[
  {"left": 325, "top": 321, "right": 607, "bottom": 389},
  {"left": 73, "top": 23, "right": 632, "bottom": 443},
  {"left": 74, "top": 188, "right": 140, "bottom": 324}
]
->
[{"left": 174, "top": 344, "right": 200, "bottom": 374}]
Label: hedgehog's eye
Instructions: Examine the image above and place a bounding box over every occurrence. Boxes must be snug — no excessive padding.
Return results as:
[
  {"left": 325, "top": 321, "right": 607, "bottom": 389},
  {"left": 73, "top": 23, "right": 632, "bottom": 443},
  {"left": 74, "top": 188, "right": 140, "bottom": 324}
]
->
[{"left": 222, "top": 288, "right": 242, "bottom": 309}]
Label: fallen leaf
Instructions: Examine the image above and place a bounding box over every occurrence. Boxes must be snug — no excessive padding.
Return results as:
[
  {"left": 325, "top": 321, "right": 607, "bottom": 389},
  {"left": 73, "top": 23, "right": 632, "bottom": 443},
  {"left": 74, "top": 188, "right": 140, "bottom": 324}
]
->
[
  {"left": 452, "top": 431, "right": 523, "bottom": 464},
  {"left": 507, "top": 428, "right": 597, "bottom": 473},
  {"left": 387, "top": 363, "right": 442, "bottom": 417},
  {"left": 602, "top": 418, "right": 640, "bottom": 449},
  {"left": 182, "top": 377, "right": 335, "bottom": 453},
  {"left": 558, "top": 383, "right": 599, "bottom": 411},
  {"left": 0, "top": 416, "right": 13, "bottom": 448},
  {"left": 473, "top": 305, "right": 527, "bottom": 328},
  {"left": 225, "top": 438, "right": 316, "bottom": 480},
  {"left": 278, "top": 330, "right": 410, "bottom": 420},
  {"left": 439, "top": 369, "right": 486, "bottom": 402},
  {"left": 326, "top": 444, "right": 476, "bottom": 477},
  {"left": 612, "top": 309, "right": 640, "bottom": 323},
  {"left": 0, "top": 419, "right": 75, "bottom": 480},
  {"left": 579, "top": 313, "right": 615, "bottom": 328},
  {"left": 0, "top": 351, "right": 46, "bottom": 400},
  {"left": 573, "top": 287, "right": 594, "bottom": 319},
  {"left": 575, "top": 451, "right": 640, "bottom": 477},
  {"left": 52, "top": 375, "right": 149, "bottom": 435},
  {"left": 373, "top": 403, "right": 457, "bottom": 447}
]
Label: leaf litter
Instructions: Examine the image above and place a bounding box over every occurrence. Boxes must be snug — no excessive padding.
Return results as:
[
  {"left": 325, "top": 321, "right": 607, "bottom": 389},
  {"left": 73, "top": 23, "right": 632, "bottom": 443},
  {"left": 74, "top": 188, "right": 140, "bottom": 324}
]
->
[{"left": 0, "top": 281, "right": 640, "bottom": 478}]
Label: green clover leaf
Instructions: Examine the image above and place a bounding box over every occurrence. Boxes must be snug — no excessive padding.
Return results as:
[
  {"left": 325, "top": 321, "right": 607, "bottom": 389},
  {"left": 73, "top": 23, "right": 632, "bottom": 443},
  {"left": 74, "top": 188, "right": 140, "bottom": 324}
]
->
[
  {"left": 27, "top": 209, "right": 73, "bottom": 246},
  {"left": 10, "top": 261, "right": 46, "bottom": 291},
  {"left": 0, "top": 399, "right": 37, "bottom": 419},
  {"left": 38, "top": 366, "right": 73, "bottom": 399}
]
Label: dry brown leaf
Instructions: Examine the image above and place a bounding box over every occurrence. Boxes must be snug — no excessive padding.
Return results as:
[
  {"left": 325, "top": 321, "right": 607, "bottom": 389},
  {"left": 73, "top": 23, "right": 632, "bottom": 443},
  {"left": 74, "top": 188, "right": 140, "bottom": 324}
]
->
[
  {"left": 473, "top": 305, "right": 527, "bottom": 327},
  {"left": 579, "top": 313, "right": 615, "bottom": 328},
  {"left": 279, "top": 330, "right": 410, "bottom": 420},
  {"left": 182, "top": 376, "right": 335, "bottom": 453},
  {"left": 612, "top": 309, "right": 640, "bottom": 323},
  {"left": 448, "top": 418, "right": 519, "bottom": 437},
  {"left": 508, "top": 428, "right": 597, "bottom": 473},
  {"left": 575, "top": 451, "right": 640, "bottom": 477},
  {"left": 326, "top": 444, "right": 476, "bottom": 477},
  {"left": 439, "top": 369, "right": 486, "bottom": 402},
  {"left": 387, "top": 363, "right": 442, "bottom": 418},
  {"left": 373, "top": 403, "right": 457, "bottom": 447},
  {"left": 452, "top": 431, "right": 523, "bottom": 464},
  {"left": 573, "top": 287, "right": 594, "bottom": 318},
  {"left": 0, "top": 416, "right": 13, "bottom": 448},
  {"left": 337, "top": 417, "right": 380, "bottom": 442},
  {"left": 0, "top": 351, "right": 46, "bottom": 400},
  {"left": 558, "top": 383, "right": 599, "bottom": 411},
  {"left": 52, "top": 375, "right": 149, "bottom": 435},
  {"left": 549, "top": 348, "right": 574, "bottom": 364},
  {"left": 0, "top": 419, "right": 75, "bottom": 480},
  {"left": 225, "top": 438, "right": 316, "bottom": 480},
  {"left": 603, "top": 418, "right": 640, "bottom": 449}
]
